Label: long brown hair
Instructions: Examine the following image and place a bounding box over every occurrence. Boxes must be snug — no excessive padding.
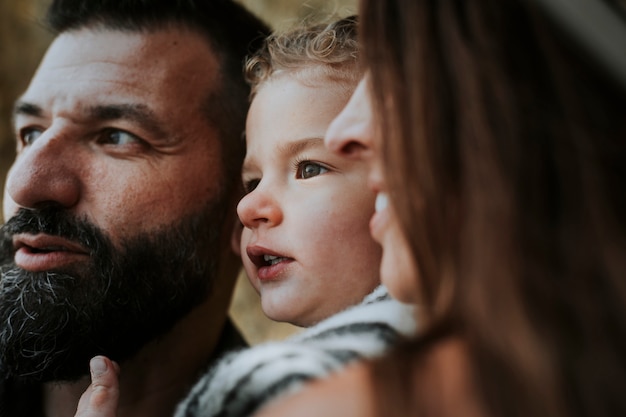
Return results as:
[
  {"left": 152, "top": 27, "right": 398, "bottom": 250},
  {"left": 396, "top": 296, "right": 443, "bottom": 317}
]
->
[{"left": 360, "top": 0, "right": 626, "bottom": 416}]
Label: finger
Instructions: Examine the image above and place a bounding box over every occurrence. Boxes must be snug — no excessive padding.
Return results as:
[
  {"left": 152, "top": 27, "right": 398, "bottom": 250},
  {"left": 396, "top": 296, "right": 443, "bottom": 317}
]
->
[{"left": 75, "top": 356, "right": 120, "bottom": 417}]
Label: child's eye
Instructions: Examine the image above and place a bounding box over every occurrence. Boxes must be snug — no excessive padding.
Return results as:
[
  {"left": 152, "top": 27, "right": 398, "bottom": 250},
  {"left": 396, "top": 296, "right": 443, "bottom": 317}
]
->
[
  {"left": 243, "top": 178, "right": 260, "bottom": 193},
  {"left": 296, "top": 161, "right": 329, "bottom": 179}
]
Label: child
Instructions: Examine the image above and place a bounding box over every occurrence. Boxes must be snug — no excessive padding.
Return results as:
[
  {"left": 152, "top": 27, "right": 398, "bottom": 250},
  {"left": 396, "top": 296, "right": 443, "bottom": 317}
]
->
[
  {"left": 172, "top": 16, "right": 416, "bottom": 417},
  {"left": 73, "top": 16, "right": 416, "bottom": 417},
  {"left": 236, "top": 19, "right": 380, "bottom": 329}
]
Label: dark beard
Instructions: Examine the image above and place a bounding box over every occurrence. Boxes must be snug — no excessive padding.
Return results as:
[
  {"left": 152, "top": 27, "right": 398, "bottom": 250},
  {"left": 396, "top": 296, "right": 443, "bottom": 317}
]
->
[{"left": 0, "top": 204, "right": 224, "bottom": 383}]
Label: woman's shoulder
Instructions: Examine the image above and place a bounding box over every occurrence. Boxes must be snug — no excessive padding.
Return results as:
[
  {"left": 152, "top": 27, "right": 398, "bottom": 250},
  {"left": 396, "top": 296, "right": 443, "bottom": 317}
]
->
[
  {"left": 408, "top": 336, "right": 485, "bottom": 417},
  {"left": 253, "top": 362, "right": 376, "bottom": 417},
  {"left": 253, "top": 336, "right": 485, "bottom": 417}
]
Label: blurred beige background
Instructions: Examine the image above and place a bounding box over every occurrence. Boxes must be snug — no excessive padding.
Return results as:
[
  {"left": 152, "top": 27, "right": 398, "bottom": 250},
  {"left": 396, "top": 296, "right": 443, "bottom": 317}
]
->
[{"left": 0, "top": 0, "right": 357, "bottom": 344}]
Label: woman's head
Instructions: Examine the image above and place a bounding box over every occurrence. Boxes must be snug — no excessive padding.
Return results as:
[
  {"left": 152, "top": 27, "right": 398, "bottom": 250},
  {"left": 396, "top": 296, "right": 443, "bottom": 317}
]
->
[
  {"left": 326, "top": 77, "right": 421, "bottom": 304},
  {"left": 332, "top": 0, "right": 626, "bottom": 414},
  {"left": 359, "top": 0, "right": 626, "bottom": 325}
]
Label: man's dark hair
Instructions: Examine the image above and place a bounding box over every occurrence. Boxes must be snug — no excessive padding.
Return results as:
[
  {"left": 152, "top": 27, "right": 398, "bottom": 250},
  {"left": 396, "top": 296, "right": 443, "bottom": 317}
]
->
[{"left": 45, "top": 0, "right": 270, "bottom": 188}]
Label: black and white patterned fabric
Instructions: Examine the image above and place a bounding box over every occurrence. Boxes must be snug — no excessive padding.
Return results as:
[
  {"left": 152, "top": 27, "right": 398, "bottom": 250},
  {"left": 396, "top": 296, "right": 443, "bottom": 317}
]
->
[{"left": 175, "top": 285, "right": 417, "bottom": 417}]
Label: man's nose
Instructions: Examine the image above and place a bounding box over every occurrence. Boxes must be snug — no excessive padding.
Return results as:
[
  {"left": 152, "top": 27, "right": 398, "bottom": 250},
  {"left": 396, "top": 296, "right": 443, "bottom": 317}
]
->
[{"left": 4, "top": 129, "right": 81, "bottom": 213}]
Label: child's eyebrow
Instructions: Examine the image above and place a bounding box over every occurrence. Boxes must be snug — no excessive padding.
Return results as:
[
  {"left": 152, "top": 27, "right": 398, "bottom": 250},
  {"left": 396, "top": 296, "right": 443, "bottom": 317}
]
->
[
  {"left": 241, "top": 137, "right": 325, "bottom": 175},
  {"left": 277, "top": 137, "right": 325, "bottom": 158}
]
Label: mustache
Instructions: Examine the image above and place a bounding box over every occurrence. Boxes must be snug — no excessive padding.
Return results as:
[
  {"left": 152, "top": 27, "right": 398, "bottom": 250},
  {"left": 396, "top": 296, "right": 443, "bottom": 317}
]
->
[
  {"left": 1, "top": 208, "right": 107, "bottom": 254},
  {"left": 0, "top": 205, "right": 220, "bottom": 382}
]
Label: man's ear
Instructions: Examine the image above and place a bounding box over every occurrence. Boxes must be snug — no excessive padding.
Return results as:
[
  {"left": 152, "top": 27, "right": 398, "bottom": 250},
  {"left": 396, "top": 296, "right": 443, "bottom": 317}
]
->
[{"left": 231, "top": 220, "right": 243, "bottom": 256}]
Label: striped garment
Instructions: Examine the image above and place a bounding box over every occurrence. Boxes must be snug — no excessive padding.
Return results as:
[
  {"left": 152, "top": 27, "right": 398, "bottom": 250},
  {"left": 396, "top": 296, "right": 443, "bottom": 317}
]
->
[{"left": 174, "top": 285, "right": 417, "bottom": 417}]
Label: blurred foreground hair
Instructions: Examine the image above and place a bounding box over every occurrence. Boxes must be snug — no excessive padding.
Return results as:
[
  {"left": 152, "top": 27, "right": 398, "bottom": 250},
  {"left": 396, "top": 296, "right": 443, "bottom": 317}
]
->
[{"left": 360, "top": 0, "right": 626, "bottom": 416}]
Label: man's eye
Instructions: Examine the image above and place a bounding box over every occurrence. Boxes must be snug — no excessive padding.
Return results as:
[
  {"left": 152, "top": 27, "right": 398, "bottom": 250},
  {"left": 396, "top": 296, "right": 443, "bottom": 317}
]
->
[
  {"left": 21, "top": 128, "right": 44, "bottom": 145},
  {"left": 296, "top": 161, "right": 328, "bottom": 179},
  {"left": 103, "top": 130, "right": 140, "bottom": 145}
]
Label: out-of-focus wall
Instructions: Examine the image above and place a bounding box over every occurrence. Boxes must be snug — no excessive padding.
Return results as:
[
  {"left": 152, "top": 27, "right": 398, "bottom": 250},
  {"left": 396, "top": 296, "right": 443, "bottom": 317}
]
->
[
  {"left": 0, "top": 0, "right": 357, "bottom": 344},
  {"left": 0, "top": 0, "right": 52, "bottom": 202},
  {"left": 239, "top": 0, "right": 357, "bottom": 30}
]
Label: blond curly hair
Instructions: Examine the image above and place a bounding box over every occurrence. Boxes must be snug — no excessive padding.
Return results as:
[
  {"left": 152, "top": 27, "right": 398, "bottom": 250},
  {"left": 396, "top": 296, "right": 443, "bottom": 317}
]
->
[{"left": 245, "top": 15, "right": 360, "bottom": 98}]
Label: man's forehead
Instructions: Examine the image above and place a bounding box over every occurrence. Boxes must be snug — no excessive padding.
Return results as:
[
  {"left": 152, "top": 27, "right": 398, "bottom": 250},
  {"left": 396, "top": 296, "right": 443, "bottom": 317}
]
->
[
  {"left": 49, "top": 26, "right": 219, "bottom": 66},
  {"left": 24, "top": 27, "right": 221, "bottom": 114}
]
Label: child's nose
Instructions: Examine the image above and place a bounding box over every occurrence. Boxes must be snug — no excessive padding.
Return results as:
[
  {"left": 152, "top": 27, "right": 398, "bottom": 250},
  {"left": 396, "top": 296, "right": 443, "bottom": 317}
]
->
[{"left": 237, "top": 184, "right": 283, "bottom": 229}]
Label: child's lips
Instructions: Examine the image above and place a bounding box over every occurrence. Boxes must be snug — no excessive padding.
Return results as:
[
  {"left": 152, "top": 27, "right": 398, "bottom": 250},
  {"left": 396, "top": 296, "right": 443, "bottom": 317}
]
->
[
  {"left": 256, "top": 258, "right": 294, "bottom": 281},
  {"left": 246, "top": 245, "right": 294, "bottom": 280}
]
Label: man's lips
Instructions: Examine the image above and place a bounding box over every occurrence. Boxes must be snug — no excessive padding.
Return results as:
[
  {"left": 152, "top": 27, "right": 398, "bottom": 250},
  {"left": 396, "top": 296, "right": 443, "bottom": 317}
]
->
[
  {"left": 245, "top": 245, "right": 294, "bottom": 281},
  {"left": 12, "top": 233, "right": 90, "bottom": 272}
]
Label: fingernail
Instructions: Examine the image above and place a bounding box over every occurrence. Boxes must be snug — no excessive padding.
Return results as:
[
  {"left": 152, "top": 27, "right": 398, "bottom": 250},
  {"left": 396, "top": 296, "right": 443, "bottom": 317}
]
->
[{"left": 90, "top": 356, "right": 107, "bottom": 376}]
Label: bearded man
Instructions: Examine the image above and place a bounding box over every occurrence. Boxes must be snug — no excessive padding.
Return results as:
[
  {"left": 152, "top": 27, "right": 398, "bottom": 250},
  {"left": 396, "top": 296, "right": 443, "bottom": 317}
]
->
[{"left": 0, "top": 1, "right": 268, "bottom": 416}]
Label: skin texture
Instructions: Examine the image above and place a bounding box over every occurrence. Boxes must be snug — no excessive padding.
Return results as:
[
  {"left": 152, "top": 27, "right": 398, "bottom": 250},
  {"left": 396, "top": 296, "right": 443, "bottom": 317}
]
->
[
  {"left": 4, "top": 26, "right": 240, "bottom": 417},
  {"left": 254, "top": 362, "right": 376, "bottom": 417},
  {"left": 239, "top": 73, "right": 381, "bottom": 327},
  {"left": 252, "top": 339, "right": 482, "bottom": 417},
  {"left": 74, "top": 357, "right": 121, "bottom": 417},
  {"left": 7, "top": 28, "right": 223, "bottom": 238},
  {"left": 325, "top": 77, "right": 419, "bottom": 304}
]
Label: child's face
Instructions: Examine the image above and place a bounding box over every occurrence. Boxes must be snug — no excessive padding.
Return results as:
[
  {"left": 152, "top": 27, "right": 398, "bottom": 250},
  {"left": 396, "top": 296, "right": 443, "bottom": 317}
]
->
[{"left": 238, "top": 74, "right": 381, "bottom": 327}]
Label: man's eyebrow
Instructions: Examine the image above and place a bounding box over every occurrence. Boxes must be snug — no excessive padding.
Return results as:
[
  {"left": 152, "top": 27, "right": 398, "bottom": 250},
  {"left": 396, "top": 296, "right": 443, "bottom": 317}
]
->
[
  {"left": 13, "top": 101, "right": 43, "bottom": 119},
  {"left": 88, "top": 103, "right": 167, "bottom": 138},
  {"left": 13, "top": 101, "right": 168, "bottom": 140}
]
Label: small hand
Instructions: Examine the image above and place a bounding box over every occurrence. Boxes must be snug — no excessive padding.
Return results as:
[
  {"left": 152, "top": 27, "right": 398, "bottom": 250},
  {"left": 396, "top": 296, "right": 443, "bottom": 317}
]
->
[{"left": 75, "top": 356, "right": 121, "bottom": 417}]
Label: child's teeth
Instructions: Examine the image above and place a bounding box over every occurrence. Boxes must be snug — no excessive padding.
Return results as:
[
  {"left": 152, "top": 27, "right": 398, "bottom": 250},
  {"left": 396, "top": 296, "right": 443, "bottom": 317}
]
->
[
  {"left": 375, "top": 193, "right": 388, "bottom": 212},
  {"left": 263, "top": 254, "right": 285, "bottom": 266}
]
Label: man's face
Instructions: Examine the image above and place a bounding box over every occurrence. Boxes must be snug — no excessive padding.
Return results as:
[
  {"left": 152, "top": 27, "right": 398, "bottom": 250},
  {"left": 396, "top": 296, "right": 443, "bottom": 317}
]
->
[{"left": 0, "top": 27, "right": 228, "bottom": 382}]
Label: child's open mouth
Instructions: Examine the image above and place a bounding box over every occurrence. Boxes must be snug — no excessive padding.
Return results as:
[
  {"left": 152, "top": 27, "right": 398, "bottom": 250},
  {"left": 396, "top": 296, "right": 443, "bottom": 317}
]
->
[
  {"left": 250, "top": 253, "right": 293, "bottom": 268},
  {"left": 246, "top": 246, "right": 294, "bottom": 270},
  {"left": 246, "top": 248, "right": 295, "bottom": 282},
  {"left": 263, "top": 254, "right": 290, "bottom": 266}
]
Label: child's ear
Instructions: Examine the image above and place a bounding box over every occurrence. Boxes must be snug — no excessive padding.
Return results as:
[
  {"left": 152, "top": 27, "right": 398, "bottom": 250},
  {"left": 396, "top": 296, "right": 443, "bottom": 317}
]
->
[{"left": 231, "top": 220, "right": 243, "bottom": 256}]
